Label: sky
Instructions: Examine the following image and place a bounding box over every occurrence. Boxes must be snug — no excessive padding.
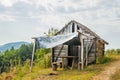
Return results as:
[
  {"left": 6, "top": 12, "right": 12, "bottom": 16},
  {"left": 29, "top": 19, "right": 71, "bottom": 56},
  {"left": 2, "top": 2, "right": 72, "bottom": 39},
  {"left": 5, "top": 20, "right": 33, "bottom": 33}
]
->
[{"left": 0, "top": 0, "right": 120, "bottom": 49}]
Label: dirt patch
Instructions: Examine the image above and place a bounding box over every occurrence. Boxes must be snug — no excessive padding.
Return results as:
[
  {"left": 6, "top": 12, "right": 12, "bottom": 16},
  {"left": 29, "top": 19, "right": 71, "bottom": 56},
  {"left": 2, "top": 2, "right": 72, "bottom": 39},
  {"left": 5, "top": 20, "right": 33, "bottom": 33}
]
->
[
  {"left": 92, "top": 60, "right": 120, "bottom": 80},
  {"left": 35, "top": 72, "right": 58, "bottom": 80}
]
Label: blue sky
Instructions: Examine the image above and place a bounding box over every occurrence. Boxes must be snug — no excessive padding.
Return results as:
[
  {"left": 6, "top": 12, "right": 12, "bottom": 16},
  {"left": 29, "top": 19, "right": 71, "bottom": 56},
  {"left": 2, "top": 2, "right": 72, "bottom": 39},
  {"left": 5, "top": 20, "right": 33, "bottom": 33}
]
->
[{"left": 0, "top": 0, "right": 120, "bottom": 49}]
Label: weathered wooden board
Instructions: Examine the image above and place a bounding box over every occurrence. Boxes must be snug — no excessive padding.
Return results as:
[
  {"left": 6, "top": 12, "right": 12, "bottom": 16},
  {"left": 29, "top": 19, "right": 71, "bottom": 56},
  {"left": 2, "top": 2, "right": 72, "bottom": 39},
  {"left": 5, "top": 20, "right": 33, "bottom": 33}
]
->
[{"left": 51, "top": 20, "right": 107, "bottom": 70}]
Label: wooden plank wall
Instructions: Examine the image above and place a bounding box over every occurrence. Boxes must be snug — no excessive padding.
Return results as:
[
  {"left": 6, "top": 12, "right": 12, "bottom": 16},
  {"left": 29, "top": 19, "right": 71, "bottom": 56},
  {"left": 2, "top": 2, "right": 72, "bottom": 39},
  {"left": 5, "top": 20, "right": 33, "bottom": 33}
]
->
[
  {"left": 52, "top": 21, "right": 105, "bottom": 67},
  {"left": 53, "top": 45, "right": 68, "bottom": 64},
  {"left": 87, "top": 43, "right": 96, "bottom": 63},
  {"left": 85, "top": 39, "right": 96, "bottom": 64}
]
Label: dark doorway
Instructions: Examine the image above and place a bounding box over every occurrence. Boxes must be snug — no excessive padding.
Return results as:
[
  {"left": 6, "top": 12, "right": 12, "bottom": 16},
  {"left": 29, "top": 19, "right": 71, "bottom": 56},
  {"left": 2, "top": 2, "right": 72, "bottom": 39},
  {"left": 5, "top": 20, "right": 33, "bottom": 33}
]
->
[{"left": 68, "top": 45, "right": 78, "bottom": 67}]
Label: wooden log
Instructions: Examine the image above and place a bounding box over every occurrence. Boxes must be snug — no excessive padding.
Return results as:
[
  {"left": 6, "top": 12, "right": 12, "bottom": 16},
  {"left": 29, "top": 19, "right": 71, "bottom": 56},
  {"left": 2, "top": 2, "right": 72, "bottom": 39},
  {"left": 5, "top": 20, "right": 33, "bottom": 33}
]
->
[
  {"left": 78, "top": 46, "right": 81, "bottom": 70},
  {"left": 85, "top": 41, "right": 88, "bottom": 66},
  {"left": 80, "top": 34, "right": 84, "bottom": 70},
  {"left": 78, "top": 46, "right": 81, "bottom": 62},
  {"left": 30, "top": 39, "right": 36, "bottom": 72}
]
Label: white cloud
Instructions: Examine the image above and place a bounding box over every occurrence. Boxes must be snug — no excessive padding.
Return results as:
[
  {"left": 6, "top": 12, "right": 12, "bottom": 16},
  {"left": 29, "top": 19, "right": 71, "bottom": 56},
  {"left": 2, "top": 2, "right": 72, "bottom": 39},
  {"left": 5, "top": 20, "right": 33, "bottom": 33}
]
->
[
  {"left": 0, "top": 0, "right": 103, "bottom": 12},
  {"left": 0, "top": 13, "right": 16, "bottom": 22},
  {"left": 75, "top": 0, "right": 100, "bottom": 8},
  {"left": 0, "top": 0, "right": 18, "bottom": 7}
]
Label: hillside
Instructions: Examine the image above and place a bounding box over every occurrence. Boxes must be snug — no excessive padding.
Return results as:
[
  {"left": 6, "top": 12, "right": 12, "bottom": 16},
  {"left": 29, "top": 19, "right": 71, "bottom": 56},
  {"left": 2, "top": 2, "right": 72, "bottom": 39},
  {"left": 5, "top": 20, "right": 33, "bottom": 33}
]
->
[
  {"left": 0, "top": 49, "right": 120, "bottom": 80},
  {"left": 0, "top": 41, "right": 29, "bottom": 52},
  {"left": 1, "top": 53, "right": 120, "bottom": 80}
]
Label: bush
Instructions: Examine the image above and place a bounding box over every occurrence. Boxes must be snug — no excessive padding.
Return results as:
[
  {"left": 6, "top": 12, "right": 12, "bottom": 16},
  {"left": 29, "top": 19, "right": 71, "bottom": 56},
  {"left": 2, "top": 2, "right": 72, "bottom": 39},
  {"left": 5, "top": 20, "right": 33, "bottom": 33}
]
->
[
  {"left": 35, "top": 48, "right": 51, "bottom": 69},
  {"left": 35, "top": 53, "right": 51, "bottom": 68},
  {"left": 96, "top": 56, "right": 111, "bottom": 64}
]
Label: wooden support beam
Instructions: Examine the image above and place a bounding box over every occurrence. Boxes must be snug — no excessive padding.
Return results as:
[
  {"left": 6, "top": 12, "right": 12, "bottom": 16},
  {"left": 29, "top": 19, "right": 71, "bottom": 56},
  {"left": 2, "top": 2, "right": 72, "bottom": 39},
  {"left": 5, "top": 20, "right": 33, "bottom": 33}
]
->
[
  {"left": 77, "top": 30, "right": 95, "bottom": 39},
  {"left": 78, "top": 46, "right": 81, "bottom": 63},
  {"left": 85, "top": 40, "right": 88, "bottom": 66},
  {"left": 52, "top": 48, "right": 54, "bottom": 62},
  {"left": 80, "top": 34, "right": 84, "bottom": 70},
  {"left": 78, "top": 46, "right": 81, "bottom": 70},
  {"left": 30, "top": 39, "right": 36, "bottom": 72}
]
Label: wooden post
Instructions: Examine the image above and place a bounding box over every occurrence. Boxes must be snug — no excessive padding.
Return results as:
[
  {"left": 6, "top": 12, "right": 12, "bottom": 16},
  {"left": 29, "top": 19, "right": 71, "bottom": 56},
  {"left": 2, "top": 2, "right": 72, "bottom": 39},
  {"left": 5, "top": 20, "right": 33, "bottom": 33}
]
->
[
  {"left": 85, "top": 40, "right": 88, "bottom": 66},
  {"left": 62, "top": 57, "right": 64, "bottom": 70},
  {"left": 52, "top": 48, "right": 54, "bottom": 62},
  {"left": 80, "top": 34, "right": 84, "bottom": 70},
  {"left": 78, "top": 46, "right": 81, "bottom": 70},
  {"left": 30, "top": 39, "right": 36, "bottom": 72},
  {"left": 78, "top": 46, "right": 81, "bottom": 62},
  {"left": 71, "top": 57, "right": 75, "bottom": 70}
]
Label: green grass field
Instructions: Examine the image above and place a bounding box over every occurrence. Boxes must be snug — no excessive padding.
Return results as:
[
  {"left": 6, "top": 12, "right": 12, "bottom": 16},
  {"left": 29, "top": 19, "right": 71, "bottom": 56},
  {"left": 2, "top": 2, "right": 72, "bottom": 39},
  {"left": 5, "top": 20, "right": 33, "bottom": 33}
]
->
[{"left": 0, "top": 53, "right": 120, "bottom": 80}]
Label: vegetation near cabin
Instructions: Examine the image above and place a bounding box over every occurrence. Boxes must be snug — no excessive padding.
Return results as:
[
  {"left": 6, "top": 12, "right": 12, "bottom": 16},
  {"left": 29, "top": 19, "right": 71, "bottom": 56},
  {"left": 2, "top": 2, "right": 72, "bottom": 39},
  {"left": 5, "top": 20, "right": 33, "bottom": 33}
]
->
[
  {"left": 0, "top": 28, "right": 120, "bottom": 80},
  {"left": 0, "top": 45, "right": 120, "bottom": 80}
]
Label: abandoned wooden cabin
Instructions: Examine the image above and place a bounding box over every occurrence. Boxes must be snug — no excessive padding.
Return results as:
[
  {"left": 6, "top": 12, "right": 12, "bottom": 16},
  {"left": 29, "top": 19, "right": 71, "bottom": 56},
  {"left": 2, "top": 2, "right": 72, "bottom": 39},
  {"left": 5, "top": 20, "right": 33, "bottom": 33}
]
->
[
  {"left": 31, "top": 20, "right": 108, "bottom": 71},
  {"left": 51, "top": 20, "right": 108, "bottom": 70}
]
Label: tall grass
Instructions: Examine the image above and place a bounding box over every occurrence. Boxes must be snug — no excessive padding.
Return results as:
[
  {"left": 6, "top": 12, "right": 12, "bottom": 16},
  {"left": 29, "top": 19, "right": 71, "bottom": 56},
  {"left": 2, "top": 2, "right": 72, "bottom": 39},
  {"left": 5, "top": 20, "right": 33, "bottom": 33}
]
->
[{"left": 1, "top": 49, "right": 120, "bottom": 80}]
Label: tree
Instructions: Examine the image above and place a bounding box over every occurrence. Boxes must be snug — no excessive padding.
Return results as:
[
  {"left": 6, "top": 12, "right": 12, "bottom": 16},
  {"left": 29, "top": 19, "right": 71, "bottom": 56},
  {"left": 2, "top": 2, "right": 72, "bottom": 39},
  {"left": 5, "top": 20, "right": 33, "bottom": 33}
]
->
[
  {"left": 18, "top": 44, "right": 32, "bottom": 64},
  {"left": 44, "top": 27, "right": 58, "bottom": 36}
]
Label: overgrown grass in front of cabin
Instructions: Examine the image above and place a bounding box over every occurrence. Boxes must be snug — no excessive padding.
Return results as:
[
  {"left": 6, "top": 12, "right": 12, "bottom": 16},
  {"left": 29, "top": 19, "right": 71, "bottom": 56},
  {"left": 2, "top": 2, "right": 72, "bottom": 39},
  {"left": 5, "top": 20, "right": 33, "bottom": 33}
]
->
[
  {"left": 1, "top": 49, "right": 120, "bottom": 80},
  {"left": 13, "top": 65, "right": 102, "bottom": 80}
]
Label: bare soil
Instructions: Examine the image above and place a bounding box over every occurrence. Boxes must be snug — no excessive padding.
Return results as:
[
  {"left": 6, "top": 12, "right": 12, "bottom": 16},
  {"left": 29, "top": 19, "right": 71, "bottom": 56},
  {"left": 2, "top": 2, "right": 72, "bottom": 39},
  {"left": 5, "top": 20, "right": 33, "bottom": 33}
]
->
[{"left": 92, "top": 60, "right": 120, "bottom": 80}]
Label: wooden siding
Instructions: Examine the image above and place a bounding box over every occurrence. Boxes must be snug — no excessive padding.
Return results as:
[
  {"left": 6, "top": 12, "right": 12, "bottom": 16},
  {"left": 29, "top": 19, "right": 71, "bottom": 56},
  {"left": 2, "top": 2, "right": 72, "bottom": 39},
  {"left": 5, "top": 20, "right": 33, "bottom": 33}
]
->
[
  {"left": 53, "top": 45, "right": 68, "bottom": 63},
  {"left": 88, "top": 43, "right": 96, "bottom": 63},
  {"left": 52, "top": 20, "right": 107, "bottom": 70}
]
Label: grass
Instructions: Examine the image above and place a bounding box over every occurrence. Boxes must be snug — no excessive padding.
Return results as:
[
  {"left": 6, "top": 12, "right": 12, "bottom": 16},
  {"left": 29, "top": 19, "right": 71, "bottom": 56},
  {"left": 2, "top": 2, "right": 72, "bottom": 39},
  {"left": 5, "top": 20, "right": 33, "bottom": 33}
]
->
[
  {"left": 1, "top": 53, "right": 120, "bottom": 80},
  {"left": 0, "top": 64, "right": 103, "bottom": 80},
  {"left": 33, "top": 68, "right": 100, "bottom": 80},
  {"left": 10, "top": 62, "right": 103, "bottom": 80}
]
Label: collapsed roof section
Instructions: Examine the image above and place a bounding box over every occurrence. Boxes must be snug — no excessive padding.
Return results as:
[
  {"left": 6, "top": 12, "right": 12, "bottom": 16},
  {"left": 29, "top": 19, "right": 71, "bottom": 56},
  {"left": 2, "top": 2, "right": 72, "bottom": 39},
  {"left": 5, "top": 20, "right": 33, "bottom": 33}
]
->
[{"left": 56, "top": 20, "right": 108, "bottom": 45}]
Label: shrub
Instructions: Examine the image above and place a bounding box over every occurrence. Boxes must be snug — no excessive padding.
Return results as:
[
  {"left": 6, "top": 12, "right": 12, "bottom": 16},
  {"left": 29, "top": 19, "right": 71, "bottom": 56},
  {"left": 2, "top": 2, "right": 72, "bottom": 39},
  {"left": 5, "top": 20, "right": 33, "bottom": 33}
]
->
[
  {"left": 96, "top": 56, "right": 111, "bottom": 64},
  {"left": 35, "top": 53, "right": 51, "bottom": 68}
]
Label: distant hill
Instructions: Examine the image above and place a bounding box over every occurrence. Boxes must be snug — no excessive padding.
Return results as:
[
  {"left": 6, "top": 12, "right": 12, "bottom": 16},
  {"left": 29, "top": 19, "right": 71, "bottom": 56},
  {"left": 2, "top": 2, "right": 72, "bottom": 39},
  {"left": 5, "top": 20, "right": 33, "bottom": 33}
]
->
[{"left": 0, "top": 41, "right": 29, "bottom": 52}]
